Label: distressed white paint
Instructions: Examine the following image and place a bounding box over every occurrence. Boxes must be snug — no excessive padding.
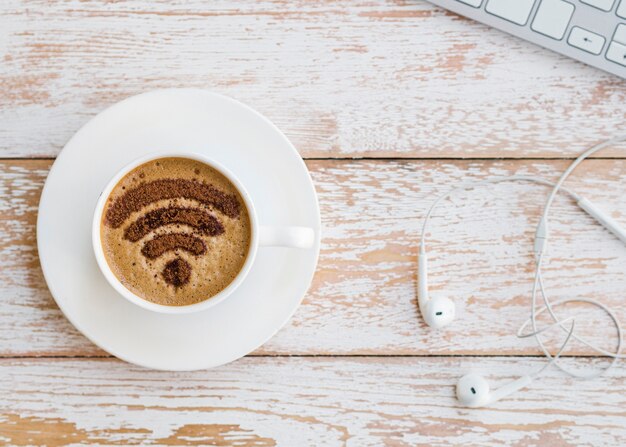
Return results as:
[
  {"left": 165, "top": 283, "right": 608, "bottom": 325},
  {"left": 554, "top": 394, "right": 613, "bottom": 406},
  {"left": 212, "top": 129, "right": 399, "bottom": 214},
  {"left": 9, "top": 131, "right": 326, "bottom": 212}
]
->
[
  {"left": 2, "top": 1, "right": 626, "bottom": 442},
  {"left": 1, "top": 357, "right": 625, "bottom": 446},
  {"left": 2, "top": 159, "right": 626, "bottom": 356},
  {"left": 0, "top": 0, "right": 625, "bottom": 158}
]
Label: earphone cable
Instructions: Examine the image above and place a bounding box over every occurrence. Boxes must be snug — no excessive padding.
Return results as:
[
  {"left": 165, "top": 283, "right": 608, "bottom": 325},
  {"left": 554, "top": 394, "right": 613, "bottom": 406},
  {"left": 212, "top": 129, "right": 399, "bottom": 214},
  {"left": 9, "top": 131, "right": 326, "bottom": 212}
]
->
[
  {"left": 419, "top": 176, "right": 581, "bottom": 253},
  {"left": 527, "top": 136, "right": 626, "bottom": 378},
  {"left": 419, "top": 144, "right": 626, "bottom": 380}
]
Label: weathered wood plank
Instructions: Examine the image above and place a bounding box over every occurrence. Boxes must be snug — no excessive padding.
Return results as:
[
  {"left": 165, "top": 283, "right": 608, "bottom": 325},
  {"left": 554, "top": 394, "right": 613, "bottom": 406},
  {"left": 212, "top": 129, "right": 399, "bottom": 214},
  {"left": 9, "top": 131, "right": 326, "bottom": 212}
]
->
[
  {"left": 2, "top": 159, "right": 626, "bottom": 356},
  {"left": 1, "top": 357, "right": 625, "bottom": 446},
  {"left": 1, "top": 0, "right": 625, "bottom": 158}
]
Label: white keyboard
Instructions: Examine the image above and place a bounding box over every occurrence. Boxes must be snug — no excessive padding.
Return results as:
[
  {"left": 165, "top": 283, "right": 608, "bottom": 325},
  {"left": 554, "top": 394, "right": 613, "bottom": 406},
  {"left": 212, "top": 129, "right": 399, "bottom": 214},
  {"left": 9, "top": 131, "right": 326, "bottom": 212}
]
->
[{"left": 428, "top": 0, "right": 626, "bottom": 78}]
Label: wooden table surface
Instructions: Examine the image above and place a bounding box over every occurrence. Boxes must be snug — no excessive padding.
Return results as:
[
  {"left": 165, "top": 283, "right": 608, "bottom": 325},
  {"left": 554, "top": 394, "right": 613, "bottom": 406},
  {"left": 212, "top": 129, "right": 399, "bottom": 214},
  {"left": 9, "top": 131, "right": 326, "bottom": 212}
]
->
[{"left": 2, "top": 1, "right": 626, "bottom": 446}]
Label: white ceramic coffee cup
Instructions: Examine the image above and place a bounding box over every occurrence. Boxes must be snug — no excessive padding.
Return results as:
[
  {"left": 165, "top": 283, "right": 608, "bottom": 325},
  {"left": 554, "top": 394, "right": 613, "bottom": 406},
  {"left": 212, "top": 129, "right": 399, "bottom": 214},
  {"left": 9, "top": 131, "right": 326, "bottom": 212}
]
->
[{"left": 92, "top": 152, "right": 315, "bottom": 314}]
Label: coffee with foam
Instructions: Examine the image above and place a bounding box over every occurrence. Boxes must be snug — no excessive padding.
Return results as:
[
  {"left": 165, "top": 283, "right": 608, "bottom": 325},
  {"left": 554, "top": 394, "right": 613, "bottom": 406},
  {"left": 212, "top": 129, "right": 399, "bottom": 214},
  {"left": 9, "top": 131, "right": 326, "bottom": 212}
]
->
[{"left": 100, "top": 157, "right": 251, "bottom": 306}]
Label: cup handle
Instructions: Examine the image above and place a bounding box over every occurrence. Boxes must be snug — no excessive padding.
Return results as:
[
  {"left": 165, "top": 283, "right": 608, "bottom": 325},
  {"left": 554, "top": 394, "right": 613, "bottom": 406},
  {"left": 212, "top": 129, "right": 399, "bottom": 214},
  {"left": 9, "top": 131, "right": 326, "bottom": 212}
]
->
[{"left": 259, "top": 225, "right": 315, "bottom": 249}]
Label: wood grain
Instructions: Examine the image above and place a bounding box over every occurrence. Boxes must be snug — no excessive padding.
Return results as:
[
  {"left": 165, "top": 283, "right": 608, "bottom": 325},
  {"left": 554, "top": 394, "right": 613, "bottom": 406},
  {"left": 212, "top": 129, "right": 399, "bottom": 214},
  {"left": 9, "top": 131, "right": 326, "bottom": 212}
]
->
[
  {"left": 1, "top": 357, "right": 625, "bottom": 446},
  {"left": 3, "top": 159, "right": 626, "bottom": 357},
  {"left": 3, "top": 1, "right": 626, "bottom": 443},
  {"left": 1, "top": 0, "right": 625, "bottom": 158}
]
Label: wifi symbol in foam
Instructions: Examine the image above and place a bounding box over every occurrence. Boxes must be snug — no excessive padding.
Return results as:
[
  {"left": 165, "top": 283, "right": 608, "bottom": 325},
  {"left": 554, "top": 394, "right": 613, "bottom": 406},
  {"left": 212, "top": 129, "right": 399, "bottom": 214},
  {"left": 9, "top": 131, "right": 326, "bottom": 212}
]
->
[{"left": 104, "top": 178, "right": 240, "bottom": 287}]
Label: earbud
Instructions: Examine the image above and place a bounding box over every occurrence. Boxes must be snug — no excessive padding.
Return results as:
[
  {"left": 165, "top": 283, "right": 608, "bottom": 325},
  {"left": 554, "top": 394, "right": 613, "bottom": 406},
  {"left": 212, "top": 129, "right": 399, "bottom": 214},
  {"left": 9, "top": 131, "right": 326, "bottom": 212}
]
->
[
  {"left": 422, "top": 296, "right": 456, "bottom": 329},
  {"left": 419, "top": 137, "right": 626, "bottom": 408},
  {"left": 418, "top": 249, "right": 456, "bottom": 328},
  {"left": 456, "top": 372, "right": 533, "bottom": 407}
]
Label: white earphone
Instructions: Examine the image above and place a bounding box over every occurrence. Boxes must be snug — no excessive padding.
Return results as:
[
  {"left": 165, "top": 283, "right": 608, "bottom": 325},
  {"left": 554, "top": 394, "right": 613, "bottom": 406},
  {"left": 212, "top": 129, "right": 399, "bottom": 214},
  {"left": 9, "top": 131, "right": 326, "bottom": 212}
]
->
[
  {"left": 456, "top": 373, "right": 533, "bottom": 408},
  {"left": 419, "top": 136, "right": 626, "bottom": 408},
  {"left": 418, "top": 175, "right": 582, "bottom": 329}
]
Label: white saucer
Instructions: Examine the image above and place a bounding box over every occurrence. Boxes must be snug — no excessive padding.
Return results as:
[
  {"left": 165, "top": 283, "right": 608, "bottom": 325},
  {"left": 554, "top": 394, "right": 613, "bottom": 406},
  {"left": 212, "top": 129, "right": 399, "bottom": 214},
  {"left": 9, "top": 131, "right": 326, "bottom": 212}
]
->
[{"left": 37, "top": 89, "right": 321, "bottom": 371}]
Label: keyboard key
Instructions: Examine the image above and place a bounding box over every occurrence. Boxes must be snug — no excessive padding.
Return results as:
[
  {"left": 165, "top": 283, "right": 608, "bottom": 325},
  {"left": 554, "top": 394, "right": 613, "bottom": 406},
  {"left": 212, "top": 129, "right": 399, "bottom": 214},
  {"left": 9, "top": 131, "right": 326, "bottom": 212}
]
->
[
  {"left": 456, "top": 0, "right": 483, "bottom": 6},
  {"left": 615, "top": 24, "right": 626, "bottom": 44},
  {"left": 531, "top": 0, "right": 574, "bottom": 40},
  {"left": 486, "top": 0, "right": 536, "bottom": 25},
  {"left": 606, "top": 41, "right": 626, "bottom": 66},
  {"left": 580, "top": 0, "right": 614, "bottom": 11},
  {"left": 568, "top": 27, "right": 605, "bottom": 54},
  {"left": 617, "top": 0, "right": 626, "bottom": 18}
]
